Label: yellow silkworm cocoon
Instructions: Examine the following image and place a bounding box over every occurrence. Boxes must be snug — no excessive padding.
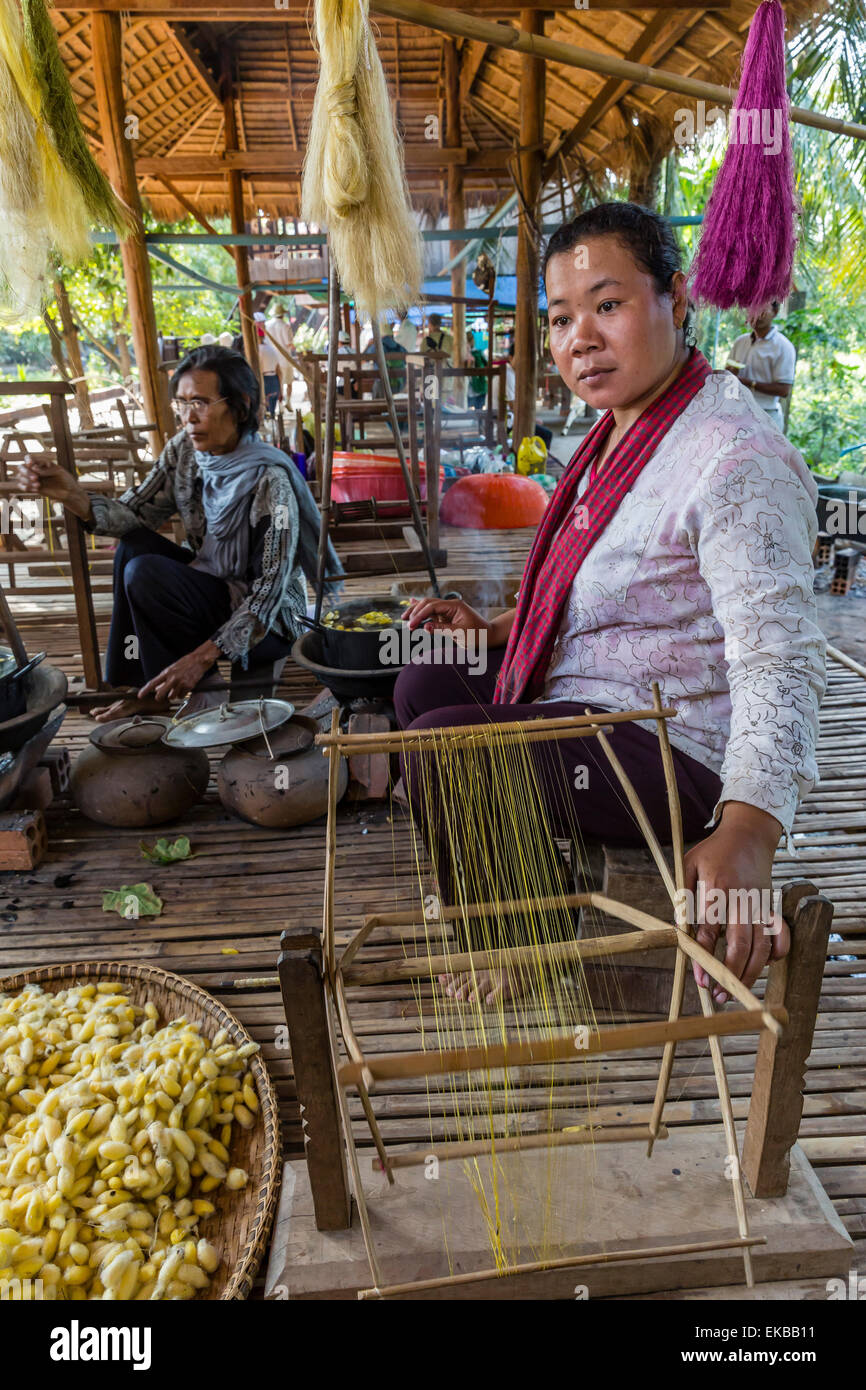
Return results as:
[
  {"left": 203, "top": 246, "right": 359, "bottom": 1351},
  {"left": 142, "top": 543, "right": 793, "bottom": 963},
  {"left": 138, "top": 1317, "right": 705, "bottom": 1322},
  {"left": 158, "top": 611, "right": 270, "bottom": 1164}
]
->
[
  {"left": 197, "top": 1240, "right": 219, "bottom": 1273},
  {"left": 63, "top": 1264, "right": 91, "bottom": 1286},
  {"left": 234, "top": 1105, "right": 255, "bottom": 1130},
  {"left": 177, "top": 1263, "right": 209, "bottom": 1289},
  {"left": 101, "top": 1248, "right": 136, "bottom": 1291},
  {"left": 225, "top": 1168, "right": 248, "bottom": 1191}
]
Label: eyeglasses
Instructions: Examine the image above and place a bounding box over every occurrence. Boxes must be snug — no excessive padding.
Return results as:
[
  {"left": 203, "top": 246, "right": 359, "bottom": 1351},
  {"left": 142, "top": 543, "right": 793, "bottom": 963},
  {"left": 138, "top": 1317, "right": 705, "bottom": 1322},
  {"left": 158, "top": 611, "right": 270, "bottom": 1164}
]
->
[{"left": 175, "top": 396, "right": 227, "bottom": 418}]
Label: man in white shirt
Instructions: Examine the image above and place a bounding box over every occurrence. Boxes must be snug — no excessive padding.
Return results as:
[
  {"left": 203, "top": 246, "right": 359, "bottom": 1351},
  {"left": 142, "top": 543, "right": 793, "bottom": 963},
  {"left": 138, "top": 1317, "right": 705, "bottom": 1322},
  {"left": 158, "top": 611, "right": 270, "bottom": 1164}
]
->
[
  {"left": 257, "top": 327, "right": 283, "bottom": 414},
  {"left": 264, "top": 300, "right": 293, "bottom": 354},
  {"left": 394, "top": 315, "right": 418, "bottom": 353},
  {"left": 726, "top": 302, "right": 796, "bottom": 433}
]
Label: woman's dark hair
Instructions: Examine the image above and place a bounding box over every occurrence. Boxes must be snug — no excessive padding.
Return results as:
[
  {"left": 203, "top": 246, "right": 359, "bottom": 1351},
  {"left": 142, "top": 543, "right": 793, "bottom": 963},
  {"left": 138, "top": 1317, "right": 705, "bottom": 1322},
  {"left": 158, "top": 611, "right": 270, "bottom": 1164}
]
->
[
  {"left": 542, "top": 202, "right": 693, "bottom": 329},
  {"left": 170, "top": 345, "right": 260, "bottom": 432}
]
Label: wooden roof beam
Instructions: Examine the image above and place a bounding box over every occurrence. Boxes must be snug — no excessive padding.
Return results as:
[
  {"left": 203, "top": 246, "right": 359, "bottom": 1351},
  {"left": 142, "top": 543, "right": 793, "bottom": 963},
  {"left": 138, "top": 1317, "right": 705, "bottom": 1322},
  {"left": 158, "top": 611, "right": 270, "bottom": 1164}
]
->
[
  {"left": 55, "top": 0, "right": 734, "bottom": 13},
  {"left": 542, "top": 9, "right": 702, "bottom": 180},
  {"left": 135, "top": 147, "right": 509, "bottom": 174},
  {"left": 169, "top": 23, "right": 222, "bottom": 100}
]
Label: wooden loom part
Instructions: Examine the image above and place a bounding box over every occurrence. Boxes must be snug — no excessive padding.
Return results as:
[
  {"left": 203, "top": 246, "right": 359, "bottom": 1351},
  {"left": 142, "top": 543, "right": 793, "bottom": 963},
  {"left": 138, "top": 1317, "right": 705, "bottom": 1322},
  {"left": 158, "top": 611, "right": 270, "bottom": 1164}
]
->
[
  {"left": 314, "top": 704, "right": 679, "bottom": 751},
  {"left": 337, "top": 1004, "right": 786, "bottom": 1088},
  {"left": 648, "top": 680, "right": 755, "bottom": 1289},
  {"left": 373, "top": 1124, "right": 671, "bottom": 1170},
  {"left": 323, "top": 701, "right": 784, "bottom": 1294},
  {"left": 357, "top": 1235, "right": 768, "bottom": 1301}
]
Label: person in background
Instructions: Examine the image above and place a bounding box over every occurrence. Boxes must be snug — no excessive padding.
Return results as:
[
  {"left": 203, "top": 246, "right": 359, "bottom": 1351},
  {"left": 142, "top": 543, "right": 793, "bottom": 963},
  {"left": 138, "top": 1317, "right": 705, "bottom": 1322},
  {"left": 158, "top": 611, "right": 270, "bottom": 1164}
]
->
[
  {"left": 491, "top": 339, "right": 516, "bottom": 413},
  {"left": 257, "top": 322, "right": 283, "bottom": 416},
  {"left": 394, "top": 314, "right": 418, "bottom": 353},
  {"left": 366, "top": 327, "right": 406, "bottom": 394},
  {"left": 466, "top": 330, "right": 488, "bottom": 410},
  {"left": 264, "top": 300, "right": 293, "bottom": 355},
  {"left": 422, "top": 313, "right": 453, "bottom": 359},
  {"left": 726, "top": 301, "right": 796, "bottom": 434}
]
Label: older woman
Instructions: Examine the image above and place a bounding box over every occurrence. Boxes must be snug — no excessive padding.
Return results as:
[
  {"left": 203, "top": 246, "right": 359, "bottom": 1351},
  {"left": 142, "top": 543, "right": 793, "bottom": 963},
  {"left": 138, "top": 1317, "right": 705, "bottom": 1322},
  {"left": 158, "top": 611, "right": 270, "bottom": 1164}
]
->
[
  {"left": 396, "top": 202, "right": 826, "bottom": 1006},
  {"left": 20, "top": 345, "right": 340, "bottom": 721}
]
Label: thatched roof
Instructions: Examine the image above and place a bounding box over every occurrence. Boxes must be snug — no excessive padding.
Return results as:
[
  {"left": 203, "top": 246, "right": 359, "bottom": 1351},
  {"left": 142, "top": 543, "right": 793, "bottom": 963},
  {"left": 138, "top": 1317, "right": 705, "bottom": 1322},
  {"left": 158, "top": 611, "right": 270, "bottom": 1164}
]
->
[{"left": 53, "top": 1, "right": 828, "bottom": 222}]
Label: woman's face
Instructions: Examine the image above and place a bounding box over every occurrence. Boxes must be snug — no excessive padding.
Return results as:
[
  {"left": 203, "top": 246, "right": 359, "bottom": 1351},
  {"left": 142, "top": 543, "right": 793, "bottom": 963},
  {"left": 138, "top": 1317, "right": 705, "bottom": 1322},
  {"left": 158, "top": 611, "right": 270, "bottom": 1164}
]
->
[
  {"left": 174, "top": 368, "right": 243, "bottom": 454},
  {"left": 546, "top": 235, "right": 687, "bottom": 411}
]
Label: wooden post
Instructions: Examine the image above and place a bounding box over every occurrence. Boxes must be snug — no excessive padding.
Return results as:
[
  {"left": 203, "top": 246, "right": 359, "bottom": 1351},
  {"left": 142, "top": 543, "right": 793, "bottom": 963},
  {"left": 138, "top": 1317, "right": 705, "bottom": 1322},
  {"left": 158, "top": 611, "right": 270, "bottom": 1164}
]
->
[
  {"left": 277, "top": 925, "right": 352, "bottom": 1231},
  {"left": 90, "top": 11, "right": 172, "bottom": 452},
  {"left": 512, "top": 8, "right": 545, "bottom": 448},
  {"left": 742, "top": 881, "right": 834, "bottom": 1199},
  {"left": 445, "top": 40, "right": 465, "bottom": 408},
  {"left": 52, "top": 278, "right": 94, "bottom": 430},
  {"left": 220, "top": 50, "right": 260, "bottom": 383},
  {"left": 49, "top": 392, "right": 102, "bottom": 689}
]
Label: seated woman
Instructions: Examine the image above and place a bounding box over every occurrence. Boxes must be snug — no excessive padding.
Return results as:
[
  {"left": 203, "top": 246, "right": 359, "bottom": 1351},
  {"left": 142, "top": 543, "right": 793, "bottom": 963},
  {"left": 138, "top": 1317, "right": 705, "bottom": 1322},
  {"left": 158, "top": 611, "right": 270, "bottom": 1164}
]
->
[
  {"left": 20, "top": 345, "right": 340, "bottom": 721},
  {"left": 396, "top": 202, "right": 826, "bottom": 1007}
]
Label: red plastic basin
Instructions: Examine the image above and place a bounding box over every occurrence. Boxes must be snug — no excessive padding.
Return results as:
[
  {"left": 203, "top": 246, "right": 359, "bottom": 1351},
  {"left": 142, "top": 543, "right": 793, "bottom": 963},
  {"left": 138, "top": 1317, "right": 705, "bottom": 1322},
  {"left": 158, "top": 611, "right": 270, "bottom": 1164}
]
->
[
  {"left": 440, "top": 473, "right": 548, "bottom": 529},
  {"left": 331, "top": 453, "right": 442, "bottom": 504}
]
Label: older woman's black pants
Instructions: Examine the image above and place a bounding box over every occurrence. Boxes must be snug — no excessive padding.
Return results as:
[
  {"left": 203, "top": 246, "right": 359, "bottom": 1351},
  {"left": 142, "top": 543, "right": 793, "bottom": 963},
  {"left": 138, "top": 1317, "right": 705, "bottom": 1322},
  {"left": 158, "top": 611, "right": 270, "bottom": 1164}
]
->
[
  {"left": 105, "top": 528, "right": 231, "bottom": 686},
  {"left": 106, "top": 528, "right": 293, "bottom": 686}
]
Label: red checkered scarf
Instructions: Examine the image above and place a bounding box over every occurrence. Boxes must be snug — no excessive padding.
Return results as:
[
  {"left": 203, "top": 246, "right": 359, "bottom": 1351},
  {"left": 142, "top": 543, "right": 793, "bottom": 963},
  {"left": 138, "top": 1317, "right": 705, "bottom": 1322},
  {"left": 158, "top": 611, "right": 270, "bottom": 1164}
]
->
[{"left": 494, "top": 349, "right": 712, "bottom": 704}]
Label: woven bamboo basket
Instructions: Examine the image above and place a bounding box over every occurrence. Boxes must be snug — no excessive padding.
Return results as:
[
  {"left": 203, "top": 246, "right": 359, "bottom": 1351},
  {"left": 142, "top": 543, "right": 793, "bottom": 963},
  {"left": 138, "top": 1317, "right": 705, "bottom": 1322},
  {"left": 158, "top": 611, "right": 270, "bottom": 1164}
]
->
[{"left": 0, "top": 960, "right": 281, "bottom": 1300}]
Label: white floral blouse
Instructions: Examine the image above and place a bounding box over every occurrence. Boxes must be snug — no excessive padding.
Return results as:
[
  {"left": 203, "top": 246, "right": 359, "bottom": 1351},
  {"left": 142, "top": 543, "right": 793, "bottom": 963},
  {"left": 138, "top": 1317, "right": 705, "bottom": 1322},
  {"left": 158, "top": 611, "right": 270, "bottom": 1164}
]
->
[{"left": 538, "top": 370, "right": 827, "bottom": 844}]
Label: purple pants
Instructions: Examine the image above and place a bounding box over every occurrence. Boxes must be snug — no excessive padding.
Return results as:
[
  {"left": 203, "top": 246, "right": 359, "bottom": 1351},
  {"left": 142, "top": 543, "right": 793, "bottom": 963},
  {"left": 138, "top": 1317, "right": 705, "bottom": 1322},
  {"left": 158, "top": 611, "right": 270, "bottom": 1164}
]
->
[{"left": 394, "top": 645, "right": 722, "bottom": 911}]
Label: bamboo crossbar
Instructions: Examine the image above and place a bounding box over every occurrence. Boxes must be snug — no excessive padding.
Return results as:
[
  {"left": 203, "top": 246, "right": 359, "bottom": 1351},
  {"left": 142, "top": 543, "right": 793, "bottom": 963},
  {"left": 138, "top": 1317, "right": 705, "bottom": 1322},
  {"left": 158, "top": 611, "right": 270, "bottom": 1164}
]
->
[
  {"left": 586, "top": 893, "right": 780, "bottom": 1036},
  {"left": 316, "top": 723, "right": 615, "bottom": 758},
  {"left": 373, "top": 1124, "right": 668, "bottom": 1170},
  {"left": 357, "top": 1234, "right": 768, "bottom": 1300},
  {"left": 360, "top": 891, "right": 594, "bottom": 931},
  {"left": 337, "top": 1003, "right": 786, "bottom": 1088},
  {"left": 341, "top": 925, "right": 678, "bottom": 987},
  {"left": 315, "top": 705, "right": 677, "bottom": 752}
]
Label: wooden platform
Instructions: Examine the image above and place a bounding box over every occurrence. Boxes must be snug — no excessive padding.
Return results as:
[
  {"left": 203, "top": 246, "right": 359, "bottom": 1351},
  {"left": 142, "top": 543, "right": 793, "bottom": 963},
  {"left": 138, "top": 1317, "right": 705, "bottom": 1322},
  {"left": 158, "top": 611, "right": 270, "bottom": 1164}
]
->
[
  {"left": 265, "top": 1131, "right": 852, "bottom": 1300},
  {"left": 1, "top": 526, "right": 866, "bottom": 1297}
]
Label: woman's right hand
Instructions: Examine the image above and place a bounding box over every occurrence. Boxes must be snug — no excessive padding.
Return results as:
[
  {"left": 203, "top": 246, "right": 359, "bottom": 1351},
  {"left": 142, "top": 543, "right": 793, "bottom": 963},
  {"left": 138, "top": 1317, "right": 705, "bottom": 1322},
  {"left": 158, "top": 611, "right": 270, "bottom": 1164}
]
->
[
  {"left": 404, "top": 596, "right": 490, "bottom": 637},
  {"left": 17, "top": 454, "right": 92, "bottom": 521}
]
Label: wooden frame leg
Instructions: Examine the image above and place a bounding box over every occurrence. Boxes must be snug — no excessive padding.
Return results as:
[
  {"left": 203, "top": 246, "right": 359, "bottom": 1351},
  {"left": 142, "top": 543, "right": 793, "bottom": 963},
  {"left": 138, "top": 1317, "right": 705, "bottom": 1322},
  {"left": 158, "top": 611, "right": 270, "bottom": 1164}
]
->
[
  {"left": 742, "top": 880, "right": 834, "bottom": 1199},
  {"left": 278, "top": 925, "right": 352, "bottom": 1230}
]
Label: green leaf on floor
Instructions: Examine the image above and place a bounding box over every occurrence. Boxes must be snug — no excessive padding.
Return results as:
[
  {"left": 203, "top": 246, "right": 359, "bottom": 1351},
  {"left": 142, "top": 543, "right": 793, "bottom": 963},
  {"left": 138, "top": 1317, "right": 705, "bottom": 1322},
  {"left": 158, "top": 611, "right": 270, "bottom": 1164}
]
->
[
  {"left": 102, "top": 883, "right": 163, "bottom": 919},
  {"left": 139, "top": 836, "right": 195, "bottom": 864}
]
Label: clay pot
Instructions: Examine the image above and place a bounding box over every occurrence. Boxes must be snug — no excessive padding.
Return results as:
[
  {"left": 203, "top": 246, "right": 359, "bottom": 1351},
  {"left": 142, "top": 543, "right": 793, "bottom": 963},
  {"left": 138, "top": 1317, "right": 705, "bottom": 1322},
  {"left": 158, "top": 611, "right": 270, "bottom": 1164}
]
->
[
  {"left": 71, "top": 717, "right": 210, "bottom": 827},
  {"left": 217, "top": 715, "right": 348, "bottom": 828}
]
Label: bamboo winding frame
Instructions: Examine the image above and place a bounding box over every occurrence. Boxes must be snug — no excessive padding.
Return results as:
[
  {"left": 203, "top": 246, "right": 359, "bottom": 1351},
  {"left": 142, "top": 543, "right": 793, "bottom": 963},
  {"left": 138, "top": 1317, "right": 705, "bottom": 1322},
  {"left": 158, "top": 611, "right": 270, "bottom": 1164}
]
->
[{"left": 314, "top": 689, "right": 779, "bottom": 1298}]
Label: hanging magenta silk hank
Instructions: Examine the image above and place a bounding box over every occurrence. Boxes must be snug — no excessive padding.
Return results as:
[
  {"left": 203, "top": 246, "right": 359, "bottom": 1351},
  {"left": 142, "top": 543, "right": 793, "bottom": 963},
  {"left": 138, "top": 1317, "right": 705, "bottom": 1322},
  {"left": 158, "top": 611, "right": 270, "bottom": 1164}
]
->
[
  {"left": 493, "top": 349, "right": 712, "bottom": 705},
  {"left": 689, "top": 0, "right": 797, "bottom": 311}
]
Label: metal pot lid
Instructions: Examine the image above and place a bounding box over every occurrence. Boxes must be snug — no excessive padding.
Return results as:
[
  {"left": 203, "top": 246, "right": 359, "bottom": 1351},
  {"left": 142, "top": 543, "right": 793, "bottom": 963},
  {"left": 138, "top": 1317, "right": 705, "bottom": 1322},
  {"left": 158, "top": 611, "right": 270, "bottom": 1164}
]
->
[
  {"left": 164, "top": 698, "right": 295, "bottom": 748},
  {"left": 231, "top": 714, "right": 316, "bottom": 760},
  {"left": 89, "top": 716, "right": 174, "bottom": 754}
]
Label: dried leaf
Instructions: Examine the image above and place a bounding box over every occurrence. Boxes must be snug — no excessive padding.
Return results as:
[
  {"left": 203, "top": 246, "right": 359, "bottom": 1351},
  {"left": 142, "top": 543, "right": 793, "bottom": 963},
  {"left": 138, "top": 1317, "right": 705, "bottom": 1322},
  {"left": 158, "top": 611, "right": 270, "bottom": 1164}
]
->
[
  {"left": 139, "top": 836, "right": 195, "bottom": 864},
  {"left": 102, "top": 883, "right": 163, "bottom": 920}
]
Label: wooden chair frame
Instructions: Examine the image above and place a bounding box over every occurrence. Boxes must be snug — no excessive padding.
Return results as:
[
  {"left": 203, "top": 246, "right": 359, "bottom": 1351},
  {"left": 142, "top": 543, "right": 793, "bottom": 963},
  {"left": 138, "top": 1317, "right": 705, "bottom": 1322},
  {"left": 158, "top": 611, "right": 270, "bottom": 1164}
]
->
[{"left": 278, "top": 683, "right": 833, "bottom": 1300}]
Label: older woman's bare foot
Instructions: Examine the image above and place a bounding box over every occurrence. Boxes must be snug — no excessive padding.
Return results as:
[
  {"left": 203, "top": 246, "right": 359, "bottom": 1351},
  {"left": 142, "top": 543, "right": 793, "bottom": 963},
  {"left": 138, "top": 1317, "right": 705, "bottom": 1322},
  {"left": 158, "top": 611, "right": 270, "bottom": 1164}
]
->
[
  {"left": 439, "top": 968, "right": 516, "bottom": 1007},
  {"left": 91, "top": 695, "right": 171, "bottom": 724}
]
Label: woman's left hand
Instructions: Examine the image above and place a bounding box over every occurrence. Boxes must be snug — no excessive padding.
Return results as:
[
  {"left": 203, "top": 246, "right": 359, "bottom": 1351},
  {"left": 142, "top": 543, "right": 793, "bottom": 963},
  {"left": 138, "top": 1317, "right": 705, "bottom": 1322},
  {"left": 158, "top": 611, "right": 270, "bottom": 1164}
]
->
[
  {"left": 138, "top": 640, "right": 221, "bottom": 703},
  {"left": 682, "top": 800, "right": 789, "bottom": 1005}
]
